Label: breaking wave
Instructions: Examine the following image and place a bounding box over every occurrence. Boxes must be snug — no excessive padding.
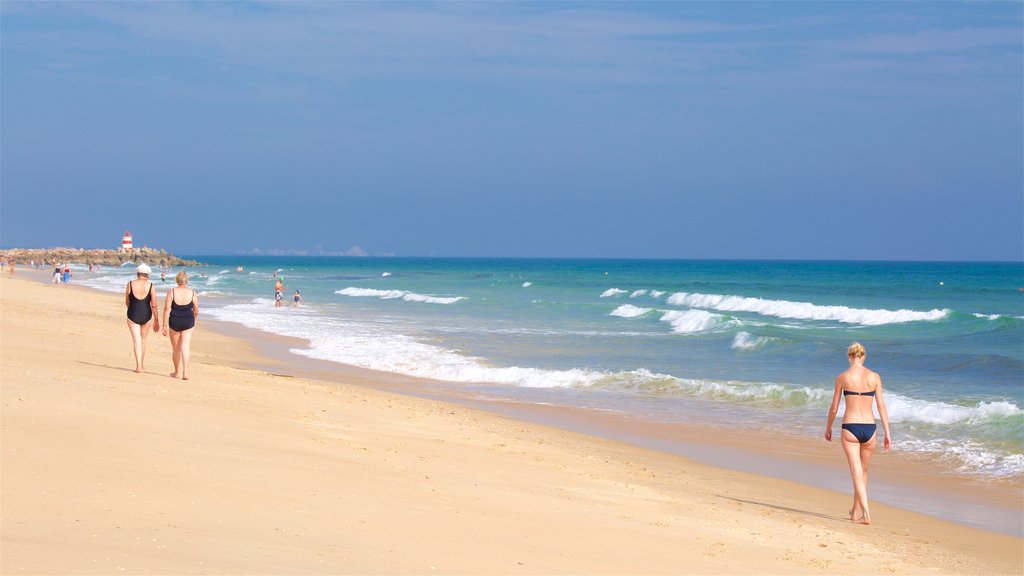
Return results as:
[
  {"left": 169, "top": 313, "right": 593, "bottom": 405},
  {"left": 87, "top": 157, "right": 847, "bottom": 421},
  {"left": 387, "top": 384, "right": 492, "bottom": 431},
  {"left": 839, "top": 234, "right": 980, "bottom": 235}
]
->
[
  {"left": 336, "top": 287, "right": 466, "bottom": 305},
  {"left": 610, "top": 304, "right": 653, "bottom": 318},
  {"left": 666, "top": 292, "right": 949, "bottom": 326}
]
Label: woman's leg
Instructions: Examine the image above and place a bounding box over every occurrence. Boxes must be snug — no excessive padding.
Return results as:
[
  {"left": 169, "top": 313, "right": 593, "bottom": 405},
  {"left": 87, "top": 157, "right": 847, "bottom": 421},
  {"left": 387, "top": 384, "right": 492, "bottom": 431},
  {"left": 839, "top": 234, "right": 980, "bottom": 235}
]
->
[
  {"left": 169, "top": 330, "right": 182, "bottom": 378},
  {"left": 139, "top": 322, "right": 151, "bottom": 371},
  {"left": 841, "top": 430, "right": 872, "bottom": 524},
  {"left": 127, "top": 320, "right": 144, "bottom": 373},
  {"left": 178, "top": 328, "right": 193, "bottom": 380},
  {"left": 858, "top": 437, "right": 876, "bottom": 522}
]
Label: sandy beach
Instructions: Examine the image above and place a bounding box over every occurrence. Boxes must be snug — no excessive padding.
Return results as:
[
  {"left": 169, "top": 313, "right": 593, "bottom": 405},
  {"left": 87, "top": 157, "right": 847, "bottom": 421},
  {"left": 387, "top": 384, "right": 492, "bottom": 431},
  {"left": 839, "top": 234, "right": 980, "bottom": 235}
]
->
[{"left": 1, "top": 272, "right": 1021, "bottom": 575}]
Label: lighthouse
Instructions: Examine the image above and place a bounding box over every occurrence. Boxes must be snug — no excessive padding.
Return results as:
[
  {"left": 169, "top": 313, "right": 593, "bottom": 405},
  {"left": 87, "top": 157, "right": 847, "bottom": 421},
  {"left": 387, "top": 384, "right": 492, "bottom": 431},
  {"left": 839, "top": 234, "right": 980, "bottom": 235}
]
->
[{"left": 121, "top": 231, "right": 133, "bottom": 251}]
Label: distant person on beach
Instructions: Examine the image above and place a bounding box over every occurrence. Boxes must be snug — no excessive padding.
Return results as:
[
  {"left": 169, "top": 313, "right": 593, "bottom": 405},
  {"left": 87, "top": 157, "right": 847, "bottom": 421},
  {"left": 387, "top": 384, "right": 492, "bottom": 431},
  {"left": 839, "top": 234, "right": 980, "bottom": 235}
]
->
[
  {"left": 8, "top": 259, "right": 14, "bottom": 277},
  {"left": 53, "top": 262, "right": 62, "bottom": 284},
  {"left": 62, "top": 264, "right": 71, "bottom": 284},
  {"left": 824, "top": 342, "right": 892, "bottom": 525},
  {"left": 162, "top": 271, "right": 199, "bottom": 380},
  {"left": 292, "top": 290, "right": 303, "bottom": 306},
  {"left": 125, "top": 263, "right": 160, "bottom": 373},
  {"left": 274, "top": 277, "right": 284, "bottom": 308}
]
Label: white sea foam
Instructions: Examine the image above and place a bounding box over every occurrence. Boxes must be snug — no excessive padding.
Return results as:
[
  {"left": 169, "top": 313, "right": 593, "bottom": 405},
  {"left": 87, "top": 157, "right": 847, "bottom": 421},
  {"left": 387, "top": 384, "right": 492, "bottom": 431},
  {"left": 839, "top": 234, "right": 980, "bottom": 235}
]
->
[
  {"left": 610, "top": 304, "right": 653, "bottom": 318},
  {"left": 522, "top": 282, "right": 533, "bottom": 288},
  {"left": 671, "top": 378, "right": 833, "bottom": 405},
  {"left": 973, "top": 313, "right": 1001, "bottom": 320},
  {"left": 898, "top": 438, "right": 1024, "bottom": 478},
  {"left": 600, "top": 288, "right": 628, "bottom": 298},
  {"left": 77, "top": 273, "right": 135, "bottom": 293},
  {"left": 732, "top": 331, "right": 770, "bottom": 350},
  {"left": 630, "top": 290, "right": 647, "bottom": 298},
  {"left": 885, "top": 395, "right": 1022, "bottom": 426},
  {"left": 207, "top": 300, "right": 620, "bottom": 388},
  {"left": 382, "top": 272, "right": 392, "bottom": 277},
  {"left": 336, "top": 287, "right": 466, "bottom": 305},
  {"left": 650, "top": 290, "right": 665, "bottom": 298},
  {"left": 666, "top": 292, "right": 949, "bottom": 326},
  {"left": 659, "top": 309, "right": 726, "bottom": 334}
]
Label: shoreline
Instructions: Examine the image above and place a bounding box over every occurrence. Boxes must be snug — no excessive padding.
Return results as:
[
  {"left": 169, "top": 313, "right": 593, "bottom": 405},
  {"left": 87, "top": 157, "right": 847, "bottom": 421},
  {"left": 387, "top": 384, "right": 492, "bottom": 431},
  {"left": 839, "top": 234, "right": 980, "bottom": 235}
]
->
[
  {"left": 2, "top": 271, "right": 1021, "bottom": 574},
  {"left": 202, "top": 285, "right": 1024, "bottom": 538},
  {"left": 14, "top": 267, "right": 1024, "bottom": 537}
]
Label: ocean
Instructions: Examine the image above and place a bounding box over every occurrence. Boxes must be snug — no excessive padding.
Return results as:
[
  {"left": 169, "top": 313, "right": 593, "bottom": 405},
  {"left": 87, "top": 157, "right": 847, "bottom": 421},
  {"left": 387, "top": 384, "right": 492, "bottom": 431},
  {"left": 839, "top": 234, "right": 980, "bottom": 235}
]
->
[{"left": 79, "top": 257, "right": 1023, "bottom": 526}]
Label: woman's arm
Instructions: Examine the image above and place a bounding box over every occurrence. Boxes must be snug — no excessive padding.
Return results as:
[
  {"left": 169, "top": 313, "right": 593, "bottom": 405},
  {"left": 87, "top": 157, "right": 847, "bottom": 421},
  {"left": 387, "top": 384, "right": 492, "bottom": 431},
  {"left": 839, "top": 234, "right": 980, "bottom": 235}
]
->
[
  {"left": 874, "top": 374, "right": 891, "bottom": 450},
  {"left": 150, "top": 285, "right": 160, "bottom": 331},
  {"left": 824, "top": 376, "right": 842, "bottom": 441},
  {"left": 125, "top": 282, "right": 131, "bottom": 308},
  {"left": 192, "top": 292, "right": 199, "bottom": 318},
  {"left": 162, "top": 291, "right": 173, "bottom": 335}
]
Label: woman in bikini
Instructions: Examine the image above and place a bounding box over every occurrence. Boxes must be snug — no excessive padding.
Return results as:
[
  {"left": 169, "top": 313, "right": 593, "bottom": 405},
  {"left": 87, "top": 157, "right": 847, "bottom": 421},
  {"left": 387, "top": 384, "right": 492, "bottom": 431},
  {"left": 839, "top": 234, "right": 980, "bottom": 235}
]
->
[
  {"left": 162, "top": 271, "right": 199, "bottom": 380},
  {"left": 825, "top": 342, "right": 892, "bottom": 524},
  {"left": 125, "top": 263, "right": 160, "bottom": 373}
]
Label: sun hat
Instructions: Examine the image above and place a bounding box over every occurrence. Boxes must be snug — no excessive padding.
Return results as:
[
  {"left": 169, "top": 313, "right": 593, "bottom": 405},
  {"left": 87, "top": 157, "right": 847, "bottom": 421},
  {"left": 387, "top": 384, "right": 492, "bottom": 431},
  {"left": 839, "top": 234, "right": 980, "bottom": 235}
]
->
[{"left": 136, "top": 263, "right": 152, "bottom": 275}]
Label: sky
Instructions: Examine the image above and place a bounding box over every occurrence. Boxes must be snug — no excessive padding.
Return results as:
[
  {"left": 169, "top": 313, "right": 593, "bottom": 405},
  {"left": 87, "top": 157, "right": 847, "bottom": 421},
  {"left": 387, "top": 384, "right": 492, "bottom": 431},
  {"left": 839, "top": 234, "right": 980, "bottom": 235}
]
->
[{"left": 1, "top": 2, "right": 1022, "bottom": 260}]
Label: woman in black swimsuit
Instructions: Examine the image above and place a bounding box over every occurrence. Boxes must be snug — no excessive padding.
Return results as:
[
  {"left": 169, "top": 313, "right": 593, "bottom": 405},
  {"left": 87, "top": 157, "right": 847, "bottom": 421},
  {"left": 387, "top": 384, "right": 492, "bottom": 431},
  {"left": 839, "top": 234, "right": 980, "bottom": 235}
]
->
[
  {"left": 162, "top": 271, "right": 199, "bottom": 380},
  {"left": 125, "top": 263, "right": 160, "bottom": 373},
  {"left": 824, "top": 342, "right": 892, "bottom": 525}
]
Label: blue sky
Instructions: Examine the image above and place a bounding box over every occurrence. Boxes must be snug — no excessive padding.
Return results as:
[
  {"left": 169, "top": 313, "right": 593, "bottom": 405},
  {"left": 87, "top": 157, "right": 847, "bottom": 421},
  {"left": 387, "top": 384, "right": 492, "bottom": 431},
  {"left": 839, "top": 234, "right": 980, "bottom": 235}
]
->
[{"left": 2, "top": 2, "right": 1021, "bottom": 260}]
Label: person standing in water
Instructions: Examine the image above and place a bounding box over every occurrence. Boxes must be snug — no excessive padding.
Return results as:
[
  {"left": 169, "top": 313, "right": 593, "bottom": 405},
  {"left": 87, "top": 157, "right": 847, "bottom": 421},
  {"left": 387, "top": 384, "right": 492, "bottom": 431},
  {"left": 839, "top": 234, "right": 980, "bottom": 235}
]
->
[
  {"left": 824, "top": 342, "right": 892, "bottom": 525},
  {"left": 125, "top": 263, "right": 159, "bottom": 373}
]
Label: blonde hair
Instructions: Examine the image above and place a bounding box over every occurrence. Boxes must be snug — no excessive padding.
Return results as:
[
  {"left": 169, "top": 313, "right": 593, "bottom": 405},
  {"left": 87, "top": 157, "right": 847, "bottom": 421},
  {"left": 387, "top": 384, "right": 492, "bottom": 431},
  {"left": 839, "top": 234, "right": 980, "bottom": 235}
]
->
[
  {"left": 847, "top": 342, "right": 866, "bottom": 358},
  {"left": 175, "top": 271, "right": 188, "bottom": 286}
]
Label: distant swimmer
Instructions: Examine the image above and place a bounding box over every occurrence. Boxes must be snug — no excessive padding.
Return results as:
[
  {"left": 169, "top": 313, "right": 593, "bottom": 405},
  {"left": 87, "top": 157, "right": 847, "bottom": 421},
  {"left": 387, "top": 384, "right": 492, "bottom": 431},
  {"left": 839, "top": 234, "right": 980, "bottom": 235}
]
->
[
  {"left": 237, "top": 266, "right": 244, "bottom": 273},
  {"left": 274, "top": 277, "right": 284, "bottom": 308},
  {"left": 292, "top": 290, "right": 303, "bottom": 306}
]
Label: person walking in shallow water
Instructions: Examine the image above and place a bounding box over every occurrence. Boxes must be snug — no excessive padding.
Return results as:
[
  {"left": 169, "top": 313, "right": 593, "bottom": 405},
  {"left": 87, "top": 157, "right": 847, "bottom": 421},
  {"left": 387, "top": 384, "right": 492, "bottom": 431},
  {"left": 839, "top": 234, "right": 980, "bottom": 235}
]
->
[
  {"left": 825, "top": 342, "right": 891, "bottom": 525},
  {"left": 125, "top": 263, "right": 159, "bottom": 373},
  {"left": 163, "top": 271, "right": 199, "bottom": 380},
  {"left": 274, "top": 276, "right": 284, "bottom": 308}
]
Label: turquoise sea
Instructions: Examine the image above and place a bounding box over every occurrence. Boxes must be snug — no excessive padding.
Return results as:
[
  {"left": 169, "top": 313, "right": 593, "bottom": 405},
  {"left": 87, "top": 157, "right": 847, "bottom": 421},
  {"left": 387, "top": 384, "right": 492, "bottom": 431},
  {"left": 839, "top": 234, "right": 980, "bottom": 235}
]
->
[{"left": 81, "top": 257, "right": 1023, "bottom": 527}]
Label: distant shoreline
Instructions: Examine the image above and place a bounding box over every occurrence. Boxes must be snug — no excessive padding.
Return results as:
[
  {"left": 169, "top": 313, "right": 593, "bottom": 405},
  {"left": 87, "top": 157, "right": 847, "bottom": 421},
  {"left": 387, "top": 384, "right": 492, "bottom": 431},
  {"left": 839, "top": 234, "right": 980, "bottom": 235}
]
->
[
  {"left": 182, "top": 253, "right": 1022, "bottom": 265},
  {"left": 0, "top": 247, "right": 201, "bottom": 267}
]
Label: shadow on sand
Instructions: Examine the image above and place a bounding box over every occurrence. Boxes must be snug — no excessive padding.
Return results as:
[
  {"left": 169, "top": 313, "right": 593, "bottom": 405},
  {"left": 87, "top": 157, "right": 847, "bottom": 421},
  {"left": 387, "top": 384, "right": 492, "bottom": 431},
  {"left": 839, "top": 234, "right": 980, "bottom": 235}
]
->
[{"left": 717, "top": 495, "right": 847, "bottom": 523}]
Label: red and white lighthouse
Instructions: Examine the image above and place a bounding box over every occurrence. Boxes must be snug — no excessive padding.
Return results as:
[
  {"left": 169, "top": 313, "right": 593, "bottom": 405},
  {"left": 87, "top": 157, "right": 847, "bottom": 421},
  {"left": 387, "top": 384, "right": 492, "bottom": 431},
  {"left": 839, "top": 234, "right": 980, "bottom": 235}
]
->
[{"left": 121, "top": 231, "right": 133, "bottom": 251}]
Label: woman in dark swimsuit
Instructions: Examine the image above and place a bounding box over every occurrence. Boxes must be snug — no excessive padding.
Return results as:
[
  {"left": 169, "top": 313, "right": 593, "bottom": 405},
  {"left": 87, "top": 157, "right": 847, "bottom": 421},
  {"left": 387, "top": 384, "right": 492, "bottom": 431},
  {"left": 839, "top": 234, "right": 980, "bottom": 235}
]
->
[
  {"left": 824, "top": 342, "right": 892, "bottom": 525},
  {"left": 162, "top": 271, "right": 199, "bottom": 380},
  {"left": 125, "top": 263, "right": 159, "bottom": 373}
]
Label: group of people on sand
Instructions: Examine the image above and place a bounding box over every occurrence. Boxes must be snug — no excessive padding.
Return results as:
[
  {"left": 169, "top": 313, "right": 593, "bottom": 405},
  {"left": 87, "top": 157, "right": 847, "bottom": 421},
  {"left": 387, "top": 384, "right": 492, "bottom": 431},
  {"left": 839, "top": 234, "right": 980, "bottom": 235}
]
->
[
  {"left": 51, "top": 260, "right": 71, "bottom": 284},
  {"left": 125, "top": 263, "right": 199, "bottom": 380}
]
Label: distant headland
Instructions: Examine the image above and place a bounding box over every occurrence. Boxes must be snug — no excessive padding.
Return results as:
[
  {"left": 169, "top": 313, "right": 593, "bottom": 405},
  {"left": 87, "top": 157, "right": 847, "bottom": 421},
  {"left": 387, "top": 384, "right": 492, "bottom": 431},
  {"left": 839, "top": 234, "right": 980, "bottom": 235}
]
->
[
  {"left": 0, "top": 247, "right": 200, "bottom": 268},
  {"left": 0, "top": 230, "right": 201, "bottom": 267}
]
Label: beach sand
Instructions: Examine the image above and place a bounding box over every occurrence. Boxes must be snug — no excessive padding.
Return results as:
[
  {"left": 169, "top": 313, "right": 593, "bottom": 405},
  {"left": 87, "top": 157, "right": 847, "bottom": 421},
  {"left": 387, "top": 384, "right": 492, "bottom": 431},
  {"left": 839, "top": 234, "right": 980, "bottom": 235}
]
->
[{"left": 2, "top": 273, "right": 1021, "bottom": 575}]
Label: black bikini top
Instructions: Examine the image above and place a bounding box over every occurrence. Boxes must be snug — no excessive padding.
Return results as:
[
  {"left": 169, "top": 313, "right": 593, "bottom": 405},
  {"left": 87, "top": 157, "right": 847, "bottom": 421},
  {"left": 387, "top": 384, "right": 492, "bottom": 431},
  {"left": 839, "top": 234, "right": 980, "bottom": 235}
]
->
[{"left": 843, "top": 389, "right": 876, "bottom": 397}]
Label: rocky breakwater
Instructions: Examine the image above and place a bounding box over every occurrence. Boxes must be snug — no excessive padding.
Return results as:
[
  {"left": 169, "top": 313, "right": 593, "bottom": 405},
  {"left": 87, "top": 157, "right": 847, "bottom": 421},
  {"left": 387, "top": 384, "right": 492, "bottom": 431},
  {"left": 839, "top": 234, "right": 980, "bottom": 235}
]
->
[{"left": 0, "top": 247, "right": 201, "bottom": 267}]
